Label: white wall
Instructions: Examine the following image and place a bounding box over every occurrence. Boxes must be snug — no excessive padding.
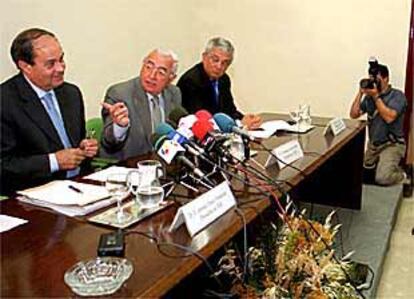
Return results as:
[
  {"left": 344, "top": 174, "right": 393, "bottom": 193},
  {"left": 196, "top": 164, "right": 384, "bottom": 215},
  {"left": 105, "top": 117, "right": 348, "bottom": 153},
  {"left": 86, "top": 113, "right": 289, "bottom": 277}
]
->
[{"left": 1, "top": 0, "right": 411, "bottom": 119}]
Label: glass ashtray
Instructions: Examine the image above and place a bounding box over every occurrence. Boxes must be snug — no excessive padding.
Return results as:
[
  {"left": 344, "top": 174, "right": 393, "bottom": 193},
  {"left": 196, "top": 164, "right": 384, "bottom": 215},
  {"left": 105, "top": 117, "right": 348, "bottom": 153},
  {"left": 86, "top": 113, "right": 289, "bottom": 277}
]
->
[{"left": 64, "top": 257, "right": 133, "bottom": 296}]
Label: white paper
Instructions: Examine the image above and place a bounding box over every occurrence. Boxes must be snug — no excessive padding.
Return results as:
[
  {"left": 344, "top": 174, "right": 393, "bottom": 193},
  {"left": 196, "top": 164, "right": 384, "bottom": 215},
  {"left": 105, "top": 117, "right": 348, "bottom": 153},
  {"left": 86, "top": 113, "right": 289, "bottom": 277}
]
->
[
  {"left": 249, "top": 120, "right": 314, "bottom": 139},
  {"left": 0, "top": 214, "right": 28, "bottom": 233},
  {"left": 18, "top": 180, "right": 110, "bottom": 206},
  {"left": 83, "top": 166, "right": 135, "bottom": 182},
  {"left": 18, "top": 195, "right": 118, "bottom": 217}
]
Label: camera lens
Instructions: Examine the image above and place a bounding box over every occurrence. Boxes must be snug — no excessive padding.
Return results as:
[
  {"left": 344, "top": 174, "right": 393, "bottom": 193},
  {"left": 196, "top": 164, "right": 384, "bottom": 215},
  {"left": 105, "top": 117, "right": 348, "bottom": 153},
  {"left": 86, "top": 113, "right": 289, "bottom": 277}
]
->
[{"left": 360, "top": 78, "right": 374, "bottom": 89}]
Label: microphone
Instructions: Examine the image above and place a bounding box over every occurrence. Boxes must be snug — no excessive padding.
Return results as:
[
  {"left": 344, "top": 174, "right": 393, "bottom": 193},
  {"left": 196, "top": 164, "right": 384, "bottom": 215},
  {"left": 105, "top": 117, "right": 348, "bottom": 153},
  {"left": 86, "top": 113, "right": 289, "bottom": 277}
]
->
[
  {"left": 195, "top": 109, "right": 212, "bottom": 121},
  {"left": 153, "top": 134, "right": 206, "bottom": 179},
  {"left": 167, "top": 130, "right": 205, "bottom": 156},
  {"left": 213, "top": 113, "right": 254, "bottom": 141},
  {"left": 191, "top": 118, "right": 234, "bottom": 162},
  {"left": 155, "top": 122, "right": 175, "bottom": 136},
  {"left": 168, "top": 106, "right": 189, "bottom": 127},
  {"left": 191, "top": 119, "right": 214, "bottom": 141}
]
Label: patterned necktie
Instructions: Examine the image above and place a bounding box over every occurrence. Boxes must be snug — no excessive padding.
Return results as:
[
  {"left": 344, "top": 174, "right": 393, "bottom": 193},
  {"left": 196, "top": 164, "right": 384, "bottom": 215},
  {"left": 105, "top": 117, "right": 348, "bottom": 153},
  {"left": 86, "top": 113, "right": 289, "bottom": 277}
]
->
[
  {"left": 211, "top": 80, "right": 219, "bottom": 107},
  {"left": 42, "top": 92, "right": 79, "bottom": 177},
  {"left": 151, "top": 95, "right": 162, "bottom": 131}
]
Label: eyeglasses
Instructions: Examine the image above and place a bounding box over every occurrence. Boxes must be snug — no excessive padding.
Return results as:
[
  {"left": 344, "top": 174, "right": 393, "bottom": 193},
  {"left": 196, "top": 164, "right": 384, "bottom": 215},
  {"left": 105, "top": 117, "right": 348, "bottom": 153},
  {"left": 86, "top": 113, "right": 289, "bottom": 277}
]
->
[
  {"left": 207, "top": 54, "right": 232, "bottom": 68},
  {"left": 142, "top": 60, "right": 170, "bottom": 78}
]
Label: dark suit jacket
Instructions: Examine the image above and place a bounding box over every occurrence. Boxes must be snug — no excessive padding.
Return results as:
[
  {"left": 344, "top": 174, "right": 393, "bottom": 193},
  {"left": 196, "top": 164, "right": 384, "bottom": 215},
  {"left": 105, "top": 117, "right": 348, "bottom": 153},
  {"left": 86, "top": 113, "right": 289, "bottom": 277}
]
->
[
  {"left": 0, "top": 73, "right": 86, "bottom": 195},
  {"left": 177, "top": 63, "right": 243, "bottom": 120},
  {"left": 100, "top": 76, "right": 182, "bottom": 160}
]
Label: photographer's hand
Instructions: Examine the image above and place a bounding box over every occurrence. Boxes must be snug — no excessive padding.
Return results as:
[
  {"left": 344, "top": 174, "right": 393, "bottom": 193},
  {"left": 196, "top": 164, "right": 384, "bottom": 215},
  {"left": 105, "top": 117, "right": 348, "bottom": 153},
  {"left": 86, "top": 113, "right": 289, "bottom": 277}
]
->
[
  {"left": 350, "top": 89, "right": 364, "bottom": 119},
  {"left": 362, "top": 85, "right": 380, "bottom": 99}
]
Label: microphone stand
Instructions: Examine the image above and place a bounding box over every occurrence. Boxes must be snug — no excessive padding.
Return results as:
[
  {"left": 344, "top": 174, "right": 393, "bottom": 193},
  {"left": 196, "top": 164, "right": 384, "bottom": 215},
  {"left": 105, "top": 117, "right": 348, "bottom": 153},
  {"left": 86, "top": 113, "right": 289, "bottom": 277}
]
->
[{"left": 242, "top": 136, "right": 251, "bottom": 161}]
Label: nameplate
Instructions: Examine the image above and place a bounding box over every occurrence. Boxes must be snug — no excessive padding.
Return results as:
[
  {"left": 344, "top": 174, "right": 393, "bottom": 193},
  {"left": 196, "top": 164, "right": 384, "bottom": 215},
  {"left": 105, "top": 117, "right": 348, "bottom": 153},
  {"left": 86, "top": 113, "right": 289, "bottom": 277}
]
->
[
  {"left": 168, "top": 181, "right": 236, "bottom": 237},
  {"left": 324, "top": 117, "right": 346, "bottom": 136},
  {"left": 264, "top": 139, "right": 304, "bottom": 169}
]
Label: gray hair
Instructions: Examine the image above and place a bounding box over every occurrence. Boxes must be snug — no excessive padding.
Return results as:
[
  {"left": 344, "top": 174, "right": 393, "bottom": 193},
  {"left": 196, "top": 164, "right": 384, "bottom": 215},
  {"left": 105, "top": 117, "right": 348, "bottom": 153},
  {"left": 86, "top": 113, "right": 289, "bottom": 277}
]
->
[
  {"left": 149, "top": 48, "right": 179, "bottom": 75},
  {"left": 204, "top": 37, "right": 234, "bottom": 60}
]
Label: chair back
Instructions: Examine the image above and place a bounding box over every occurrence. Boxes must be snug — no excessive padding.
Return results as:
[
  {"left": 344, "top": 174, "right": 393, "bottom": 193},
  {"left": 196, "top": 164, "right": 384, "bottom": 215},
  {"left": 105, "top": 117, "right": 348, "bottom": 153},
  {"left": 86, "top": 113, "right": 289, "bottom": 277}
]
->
[{"left": 85, "top": 117, "right": 103, "bottom": 141}]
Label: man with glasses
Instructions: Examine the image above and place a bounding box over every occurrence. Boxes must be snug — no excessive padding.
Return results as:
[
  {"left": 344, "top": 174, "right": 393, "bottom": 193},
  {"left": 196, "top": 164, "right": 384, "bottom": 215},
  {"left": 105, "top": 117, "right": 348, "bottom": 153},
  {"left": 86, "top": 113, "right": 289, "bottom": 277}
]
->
[
  {"left": 1, "top": 28, "right": 98, "bottom": 195},
  {"left": 100, "top": 49, "right": 181, "bottom": 159},
  {"left": 177, "top": 37, "right": 262, "bottom": 129}
]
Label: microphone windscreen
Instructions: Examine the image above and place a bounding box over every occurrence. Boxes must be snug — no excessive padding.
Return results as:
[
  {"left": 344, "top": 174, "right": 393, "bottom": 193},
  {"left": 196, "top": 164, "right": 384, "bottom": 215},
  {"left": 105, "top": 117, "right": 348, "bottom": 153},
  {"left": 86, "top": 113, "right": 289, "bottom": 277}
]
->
[
  {"left": 150, "top": 132, "right": 163, "bottom": 146},
  {"left": 155, "top": 122, "right": 175, "bottom": 136},
  {"left": 195, "top": 109, "right": 212, "bottom": 121},
  {"left": 153, "top": 135, "right": 169, "bottom": 151},
  {"left": 168, "top": 106, "right": 189, "bottom": 127},
  {"left": 213, "top": 113, "right": 235, "bottom": 133},
  {"left": 191, "top": 119, "right": 213, "bottom": 141},
  {"left": 178, "top": 114, "right": 198, "bottom": 129}
]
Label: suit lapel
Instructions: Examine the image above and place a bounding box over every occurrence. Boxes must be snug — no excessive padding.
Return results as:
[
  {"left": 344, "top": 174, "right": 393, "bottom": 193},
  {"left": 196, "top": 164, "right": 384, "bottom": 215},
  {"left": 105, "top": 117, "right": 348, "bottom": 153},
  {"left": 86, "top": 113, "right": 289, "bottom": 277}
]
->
[
  {"left": 16, "top": 75, "right": 63, "bottom": 147},
  {"left": 132, "top": 79, "right": 152, "bottom": 139},
  {"left": 163, "top": 87, "right": 172, "bottom": 115}
]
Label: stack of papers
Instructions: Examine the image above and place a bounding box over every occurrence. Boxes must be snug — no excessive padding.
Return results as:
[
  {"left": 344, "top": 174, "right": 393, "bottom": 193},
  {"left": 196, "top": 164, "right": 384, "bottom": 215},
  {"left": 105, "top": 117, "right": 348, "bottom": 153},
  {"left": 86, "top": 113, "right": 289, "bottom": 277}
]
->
[
  {"left": 17, "top": 180, "right": 115, "bottom": 217},
  {"left": 249, "top": 120, "right": 314, "bottom": 139},
  {"left": 83, "top": 166, "right": 135, "bottom": 182}
]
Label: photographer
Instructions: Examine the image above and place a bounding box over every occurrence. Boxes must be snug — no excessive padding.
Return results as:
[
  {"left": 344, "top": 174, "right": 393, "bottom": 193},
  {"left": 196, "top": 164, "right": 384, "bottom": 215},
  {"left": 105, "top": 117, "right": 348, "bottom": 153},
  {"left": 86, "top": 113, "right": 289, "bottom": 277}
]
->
[{"left": 350, "top": 61, "right": 407, "bottom": 185}]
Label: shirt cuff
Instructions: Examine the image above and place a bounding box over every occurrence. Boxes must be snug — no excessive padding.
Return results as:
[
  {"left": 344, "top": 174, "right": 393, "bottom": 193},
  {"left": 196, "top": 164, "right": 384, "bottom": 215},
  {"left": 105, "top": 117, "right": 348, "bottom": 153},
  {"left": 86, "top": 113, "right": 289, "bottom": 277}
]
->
[
  {"left": 113, "top": 123, "right": 129, "bottom": 141},
  {"left": 49, "top": 153, "right": 59, "bottom": 173}
]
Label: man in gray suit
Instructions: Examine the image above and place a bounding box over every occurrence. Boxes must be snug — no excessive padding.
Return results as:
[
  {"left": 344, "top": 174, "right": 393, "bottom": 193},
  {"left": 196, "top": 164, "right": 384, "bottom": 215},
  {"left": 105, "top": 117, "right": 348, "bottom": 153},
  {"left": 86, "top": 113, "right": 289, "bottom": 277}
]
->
[{"left": 100, "top": 49, "right": 182, "bottom": 160}]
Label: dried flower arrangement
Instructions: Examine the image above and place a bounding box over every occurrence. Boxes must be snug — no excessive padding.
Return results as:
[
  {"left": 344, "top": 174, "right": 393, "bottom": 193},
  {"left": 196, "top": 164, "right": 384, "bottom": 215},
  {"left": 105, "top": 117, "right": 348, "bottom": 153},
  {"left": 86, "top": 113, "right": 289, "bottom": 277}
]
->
[{"left": 214, "top": 209, "right": 363, "bottom": 299}]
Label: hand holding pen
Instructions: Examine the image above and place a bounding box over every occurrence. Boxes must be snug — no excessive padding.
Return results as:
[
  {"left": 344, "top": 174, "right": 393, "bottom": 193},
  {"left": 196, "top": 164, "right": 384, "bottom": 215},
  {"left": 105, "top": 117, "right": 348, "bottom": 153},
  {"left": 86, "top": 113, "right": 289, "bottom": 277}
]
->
[{"left": 79, "top": 138, "right": 98, "bottom": 158}]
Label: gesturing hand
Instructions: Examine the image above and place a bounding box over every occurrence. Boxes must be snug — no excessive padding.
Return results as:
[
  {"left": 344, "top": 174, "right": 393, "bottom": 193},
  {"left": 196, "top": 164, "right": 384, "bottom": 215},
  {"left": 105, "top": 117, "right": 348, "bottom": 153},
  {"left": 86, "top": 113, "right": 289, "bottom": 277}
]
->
[{"left": 102, "top": 102, "right": 130, "bottom": 127}]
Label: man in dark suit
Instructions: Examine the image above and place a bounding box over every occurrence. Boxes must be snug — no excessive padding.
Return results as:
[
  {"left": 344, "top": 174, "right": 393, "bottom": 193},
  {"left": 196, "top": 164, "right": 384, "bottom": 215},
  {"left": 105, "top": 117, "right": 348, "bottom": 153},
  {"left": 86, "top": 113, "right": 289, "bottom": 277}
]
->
[
  {"left": 0, "top": 28, "right": 98, "bottom": 195},
  {"left": 177, "top": 37, "right": 262, "bottom": 129},
  {"left": 100, "top": 49, "right": 182, "bottom": 160}
]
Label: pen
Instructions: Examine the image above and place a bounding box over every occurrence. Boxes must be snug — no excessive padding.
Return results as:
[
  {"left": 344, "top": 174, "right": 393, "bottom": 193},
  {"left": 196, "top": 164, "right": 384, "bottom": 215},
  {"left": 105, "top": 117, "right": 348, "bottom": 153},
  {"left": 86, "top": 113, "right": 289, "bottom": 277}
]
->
[{"left": 68, "top": 185, "right": 83, "bottom": 194}]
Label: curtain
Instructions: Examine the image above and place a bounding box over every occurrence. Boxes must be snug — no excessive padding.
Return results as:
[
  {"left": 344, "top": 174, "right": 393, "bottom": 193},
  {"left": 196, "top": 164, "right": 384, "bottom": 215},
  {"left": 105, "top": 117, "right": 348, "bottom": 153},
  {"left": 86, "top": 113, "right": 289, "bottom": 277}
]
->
[{"left": 404, "top": 1, "right": 414, "bottom": 164}]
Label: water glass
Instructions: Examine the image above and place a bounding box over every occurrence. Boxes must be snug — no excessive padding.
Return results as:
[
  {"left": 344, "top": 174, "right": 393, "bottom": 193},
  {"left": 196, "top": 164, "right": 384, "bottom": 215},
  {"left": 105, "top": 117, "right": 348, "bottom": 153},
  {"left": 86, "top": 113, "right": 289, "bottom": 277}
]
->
[{"left": 105, "top": 173, "right": 132, "bottom": 224}]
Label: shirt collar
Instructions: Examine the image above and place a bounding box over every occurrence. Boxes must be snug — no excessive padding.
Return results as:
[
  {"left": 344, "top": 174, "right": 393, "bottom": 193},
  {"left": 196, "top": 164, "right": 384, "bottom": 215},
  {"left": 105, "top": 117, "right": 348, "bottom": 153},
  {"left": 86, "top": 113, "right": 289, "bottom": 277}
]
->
[
  {"left": 146, "top": 92, "right": 162, "bottom": 100},
  {"left": 23, "top": 74, "right": 55, "bottom": 100}
]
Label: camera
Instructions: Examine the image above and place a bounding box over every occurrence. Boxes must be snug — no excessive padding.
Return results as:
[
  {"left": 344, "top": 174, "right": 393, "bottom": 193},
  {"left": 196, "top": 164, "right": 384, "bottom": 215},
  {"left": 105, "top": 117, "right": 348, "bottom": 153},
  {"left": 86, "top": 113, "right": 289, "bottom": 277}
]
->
[{"left": 359, "top": 58, "right": 381, "bottom": 90}]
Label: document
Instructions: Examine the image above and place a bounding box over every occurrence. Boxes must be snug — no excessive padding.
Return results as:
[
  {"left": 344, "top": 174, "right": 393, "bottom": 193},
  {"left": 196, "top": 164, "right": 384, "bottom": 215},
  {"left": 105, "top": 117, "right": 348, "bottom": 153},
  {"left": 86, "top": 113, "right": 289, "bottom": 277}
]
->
[
  {"left": 249, "top": 120, "right": 314, "bottom": 139},
  {"left": 83, "top": 166, "right": 135, "bottom": 182},
  {"left": 18, "top": 195, "right": 117, "bottom": 217},
  {"left": 0, "top": 214, "right": 28, "bottom": 233},
  {"left": 18, "top": 180, "right": 110, "bottom": 206}
]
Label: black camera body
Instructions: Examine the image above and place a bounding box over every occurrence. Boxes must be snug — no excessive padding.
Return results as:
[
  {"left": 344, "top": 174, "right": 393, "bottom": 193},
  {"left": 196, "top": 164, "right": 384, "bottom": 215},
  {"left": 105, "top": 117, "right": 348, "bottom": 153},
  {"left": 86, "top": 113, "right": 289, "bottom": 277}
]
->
[{"left": 359, "top": 58, "right": 381, "bottom": 90}]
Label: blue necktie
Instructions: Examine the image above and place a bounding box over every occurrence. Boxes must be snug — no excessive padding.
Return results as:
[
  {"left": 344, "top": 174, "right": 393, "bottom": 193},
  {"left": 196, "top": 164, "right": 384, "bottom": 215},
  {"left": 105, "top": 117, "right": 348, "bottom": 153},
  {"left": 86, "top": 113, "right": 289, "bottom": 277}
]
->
[
  {"left": 42, "top": 92, "right": 79, "bottom": 177},
  {"left": 211, "top": 80, "right": 219, "bottom": 107}
]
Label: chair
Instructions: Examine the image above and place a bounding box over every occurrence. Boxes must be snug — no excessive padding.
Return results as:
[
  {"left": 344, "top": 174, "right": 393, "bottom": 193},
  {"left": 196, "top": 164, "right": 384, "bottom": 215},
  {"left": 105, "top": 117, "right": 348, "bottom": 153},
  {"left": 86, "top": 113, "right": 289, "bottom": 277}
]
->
[
  {"left": 85, "top": 117, "right": 103, "bottom": 141},
  {"left": 85, "top": 117, "right": 119, "bottom": 168}
]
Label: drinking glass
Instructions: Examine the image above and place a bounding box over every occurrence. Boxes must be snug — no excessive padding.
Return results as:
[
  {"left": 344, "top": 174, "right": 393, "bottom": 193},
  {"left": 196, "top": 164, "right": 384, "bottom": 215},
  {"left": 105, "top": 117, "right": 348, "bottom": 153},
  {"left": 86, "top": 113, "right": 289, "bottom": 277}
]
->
[{"left": 105, "top": 173, "right": 132, "bottom": 224}]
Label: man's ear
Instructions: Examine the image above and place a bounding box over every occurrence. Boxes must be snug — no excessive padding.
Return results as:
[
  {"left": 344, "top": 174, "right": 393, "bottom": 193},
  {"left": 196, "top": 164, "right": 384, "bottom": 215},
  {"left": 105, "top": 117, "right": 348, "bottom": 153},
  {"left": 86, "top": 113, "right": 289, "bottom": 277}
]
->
[
  {"left": 17, "top": 60, "right": 32, "bottom": 74},
  {"left": 169, "top": 73, "right": 177, "bottom": 83}
]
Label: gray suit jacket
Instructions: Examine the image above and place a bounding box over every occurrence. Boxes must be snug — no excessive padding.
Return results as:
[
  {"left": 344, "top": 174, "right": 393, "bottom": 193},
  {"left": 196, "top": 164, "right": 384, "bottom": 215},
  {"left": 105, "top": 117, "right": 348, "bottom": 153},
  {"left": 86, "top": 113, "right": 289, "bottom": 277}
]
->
[{"left": 100, "top": 76, "right": 181, "bottom": 160}]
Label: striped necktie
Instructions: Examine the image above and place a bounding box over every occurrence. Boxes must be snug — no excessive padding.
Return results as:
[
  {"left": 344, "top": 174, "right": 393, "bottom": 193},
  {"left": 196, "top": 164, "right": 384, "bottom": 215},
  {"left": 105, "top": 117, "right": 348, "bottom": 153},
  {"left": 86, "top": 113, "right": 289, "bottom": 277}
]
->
[{"left": 151, "top": 95, "right": 162, "bottom": 131}]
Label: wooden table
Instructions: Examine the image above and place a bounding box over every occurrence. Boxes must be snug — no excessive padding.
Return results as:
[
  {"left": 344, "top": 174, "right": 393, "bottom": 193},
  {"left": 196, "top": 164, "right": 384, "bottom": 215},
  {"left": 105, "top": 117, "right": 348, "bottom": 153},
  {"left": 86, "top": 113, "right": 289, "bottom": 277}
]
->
[{"left": 0, "top": 115, "right": 366, "bottom": 298}]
